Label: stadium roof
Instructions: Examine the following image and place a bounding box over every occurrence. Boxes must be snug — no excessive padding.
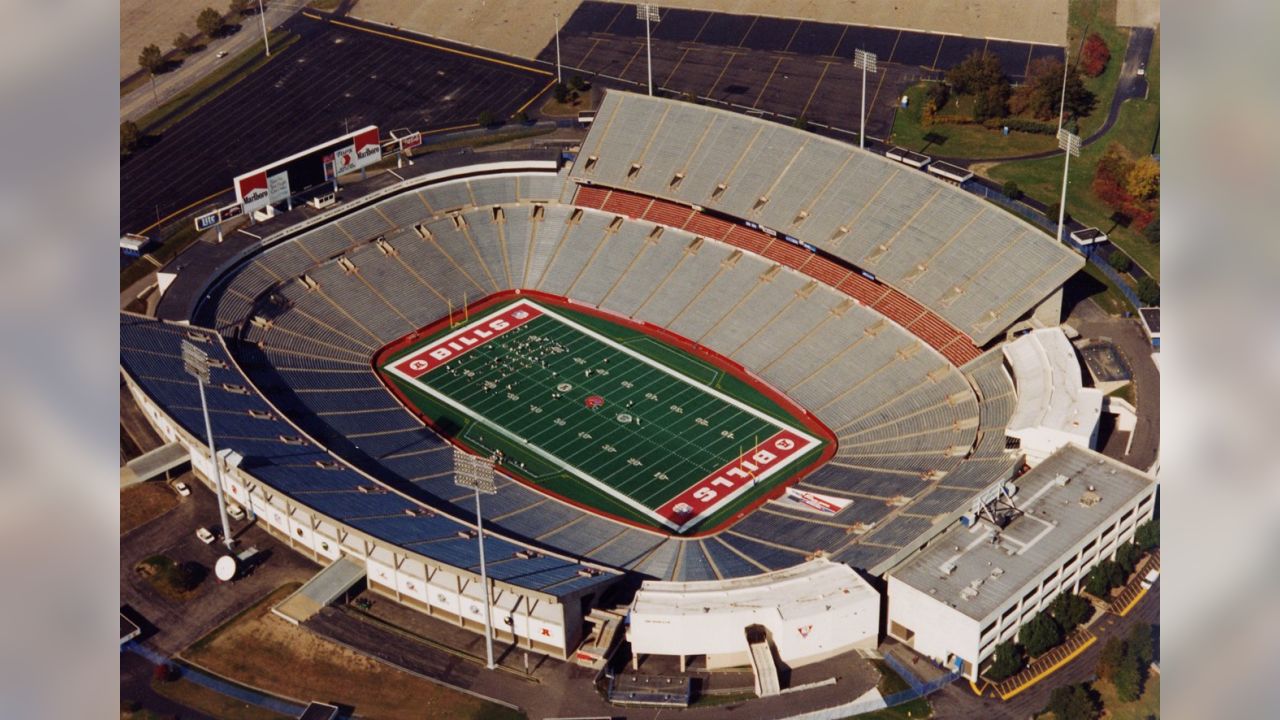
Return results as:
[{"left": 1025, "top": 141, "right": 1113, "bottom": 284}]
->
[
  {"left": 632, "top": 557, "right": 877, "bottom": 621},
  {"left": 888, "top": 445, "right": 1157, "bottom": 621},
  {"left": 1003, "top": 328, "right": 1102, "bottom": 443}
]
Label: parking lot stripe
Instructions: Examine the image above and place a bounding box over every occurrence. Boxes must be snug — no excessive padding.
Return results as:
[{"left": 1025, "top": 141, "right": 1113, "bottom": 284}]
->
[
  {"left": 800, "top": 62, "right": 834, "bottom": 118},
  {"left": 752, "top": 57, "right": 785, "bottom": 108}
]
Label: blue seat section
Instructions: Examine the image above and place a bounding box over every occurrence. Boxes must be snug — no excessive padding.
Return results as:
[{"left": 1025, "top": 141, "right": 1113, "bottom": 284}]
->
[
  {"left": 729, "top": 510, "right": 851, "bottom": 553},
  {"left": 718, "top": 532, "right": 807, "bottom": 571},
  {"left": 632, "top": 539, "right": 680, "bottom": 580},
  {"left": 701, "top": 538, "right": 767, "bottom": 578},
  {"left": 673, "top": 541, "right": 718, "bottom": 582},
  {"left": 120, "top": 315, "right": 615, "bottom": 597}
]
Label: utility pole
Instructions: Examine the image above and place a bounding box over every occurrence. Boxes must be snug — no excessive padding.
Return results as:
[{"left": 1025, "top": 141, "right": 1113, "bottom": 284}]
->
[{"left": 257, "top": 0, "right": 271, "bottom": 57}]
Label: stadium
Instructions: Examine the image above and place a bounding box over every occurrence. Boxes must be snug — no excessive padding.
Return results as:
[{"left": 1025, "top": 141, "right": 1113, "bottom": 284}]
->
[{"left": 121, "top": 89, "right": 1155, "bottom": 687}]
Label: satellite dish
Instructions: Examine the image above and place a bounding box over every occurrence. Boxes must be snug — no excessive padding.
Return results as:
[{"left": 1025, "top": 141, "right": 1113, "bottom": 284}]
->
[{"left": 215, "top": 555, "right": 237, "bottom": 582}]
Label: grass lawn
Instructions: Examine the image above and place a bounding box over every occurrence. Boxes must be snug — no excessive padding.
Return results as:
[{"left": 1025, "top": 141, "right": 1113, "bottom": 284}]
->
[
  {"left": 987, "top": 12, "right": 1160, "bottom": 280},
  {"left": 121, "top": 482, "right": 181, "bottom": 534},
  {"left": 182, "top": 584, "right": 526, "bottom": 720},
  {"left": 888, "top": 83, "right": 1058, "bottom": 159},
  {"left": 1071, "top": 0, "right": 1129, "bottom": 141},
  {"left": 150, "top": 677, "right": 292, "bottom": 720}
]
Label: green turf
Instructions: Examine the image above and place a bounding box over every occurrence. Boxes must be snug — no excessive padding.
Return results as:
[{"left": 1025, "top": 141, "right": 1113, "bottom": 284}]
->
[{"left": 381, "top": 298, "right": 827, "bottom": 533}]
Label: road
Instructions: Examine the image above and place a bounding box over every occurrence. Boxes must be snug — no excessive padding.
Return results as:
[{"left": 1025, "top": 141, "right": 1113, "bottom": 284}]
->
[{"left": 121, "top": 2, "right": 309, "bottom": 123}]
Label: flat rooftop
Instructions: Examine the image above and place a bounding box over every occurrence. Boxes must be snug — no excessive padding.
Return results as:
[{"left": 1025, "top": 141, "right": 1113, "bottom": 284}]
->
[
  {"left": 633, "top": 558, "right": 876, "bottom": 621},
  {"left": 889, "top": 445, "right": 1156, "bottom": 621}
]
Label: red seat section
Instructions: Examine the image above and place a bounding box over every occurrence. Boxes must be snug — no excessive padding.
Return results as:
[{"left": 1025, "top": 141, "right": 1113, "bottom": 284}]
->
[
  {"left": 574, "top": 185, "right": 610, "bottom": 209},
  {"left": 684, "top": 213, "right": 735, "bottom": 241},
  {"left": 601, "top": 189, "right": 653, "bottom": 219},
  {"left": 643, "top": 198, "right": 694, "bottom": 229},
  {"left": 724, "top": 225, "right": 773, "bottom": 255}
]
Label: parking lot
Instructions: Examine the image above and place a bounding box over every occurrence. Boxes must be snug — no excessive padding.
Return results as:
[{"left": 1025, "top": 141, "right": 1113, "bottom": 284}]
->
[
  {"left": 120, "top": 474, "right": 318, "bottom": 656},
  {"left": 539, "top": 1, "right": 1063, "bottom": 142},
  {"left": 121, "top": 12, "right": 552, "bottom": 234}
]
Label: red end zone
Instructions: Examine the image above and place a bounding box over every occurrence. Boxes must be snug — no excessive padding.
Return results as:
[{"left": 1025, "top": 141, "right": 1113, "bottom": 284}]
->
[
  {"left": 657, "top": 428, "right": 816, "bottom": 533},
  {"left": 390, "top": 302, "right": 543, "bottom": 378}
]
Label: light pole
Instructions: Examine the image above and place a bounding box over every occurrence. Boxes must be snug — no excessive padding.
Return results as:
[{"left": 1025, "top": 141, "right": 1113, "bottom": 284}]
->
[
  {"left": 554, "top": 12, "right": 563, "bottom": 85},
  {"left": 853, "top": 49, "right": 877, "bottom": 149},
  {"left": 1056, "top": 128, "right": 1081, "bottom": 244},
  {"left": 636, "top": 4, "right": 661, "bottom": 96},
  {"left": 454, "top": 448, "right": 498, "bottom": 670},
  {"left": 182, "top": 340, "right": 235, "bottom": 551},
  {"left": 257, "top": 0, "right": 270, "bottom": 57}
]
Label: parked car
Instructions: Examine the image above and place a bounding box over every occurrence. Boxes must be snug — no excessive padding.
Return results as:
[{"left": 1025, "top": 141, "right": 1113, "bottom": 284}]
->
[
  {"left": 173, "top": 481, "right": 191, "bottom": 497},
  {"left": 216, "top": 50, "right": 228, "bottom": 59},
  {"left": 227, "top": 503, "right": 245, "bottom": 521},
  {"left": 196, "top": 527, "right": 216, "bottom": 544}
]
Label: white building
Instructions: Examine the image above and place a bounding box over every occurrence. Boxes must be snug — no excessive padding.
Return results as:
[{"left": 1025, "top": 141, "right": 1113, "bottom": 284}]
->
[
  {"left": 1003, "top": 328, "right": 1103, "bottom": 466},
  {"left": 628, "top": 558, "right": 879, "bottom": 670},
  {"left": 885, "top": 445, "right": 1157, "bottom": 680}
]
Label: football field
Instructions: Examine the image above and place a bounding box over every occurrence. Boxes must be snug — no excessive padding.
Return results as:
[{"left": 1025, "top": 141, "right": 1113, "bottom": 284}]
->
[{"left": 380, "top": 298, "right": 829, "bottom": 533}]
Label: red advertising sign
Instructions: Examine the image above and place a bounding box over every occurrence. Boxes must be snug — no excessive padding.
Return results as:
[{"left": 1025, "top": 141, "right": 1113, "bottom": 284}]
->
[{"left": 236, "top": 171, "right": 269, "bottom": 213}]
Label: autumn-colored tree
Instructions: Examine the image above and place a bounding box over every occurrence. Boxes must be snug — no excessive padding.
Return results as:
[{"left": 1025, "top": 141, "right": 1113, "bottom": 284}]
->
[
  {"left": 1081, "top": 33, "right": 1111, "bottom": 77},
  {"left": 1011, "top": 57, "right": 1095, "bottom": 121},
  {"left": 1127, "top": 156, "right": 1160, "bottom": 200}
]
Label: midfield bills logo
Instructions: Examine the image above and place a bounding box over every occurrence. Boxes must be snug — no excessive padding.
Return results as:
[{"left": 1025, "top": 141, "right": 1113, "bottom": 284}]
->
[{"left": 390, "top": 302, "right": 543, "bottom": 378}]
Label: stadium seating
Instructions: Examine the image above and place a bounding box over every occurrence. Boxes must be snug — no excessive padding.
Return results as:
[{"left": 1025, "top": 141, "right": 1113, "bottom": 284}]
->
[
  {"left": 174, "top": 164, "right": 1034, "bottom": 581},
  {"left": 572, "top": 91, "right": 1083, "bottom": 346}
]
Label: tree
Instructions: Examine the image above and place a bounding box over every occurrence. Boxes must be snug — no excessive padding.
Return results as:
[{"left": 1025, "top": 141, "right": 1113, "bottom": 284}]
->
[
  {"left": 1097, "top": 635, "right": 1127, "bottom": 681},
  {"left": 138, "top": 43, "right": 164, "bottom": 75},
  {"left": 568, "top": 74, "right": 587, "bottom": 92},
  {"left": 1002, "top": 180, "right": 1022, "bottom": 200},
  {"left": 1045, "top": 201, "right": 1070, "bottom": 224},
  {"left": 512, "top": 109, "right": 530, "bottom": 124},
  {"left": 1135, "top": 519, "right": 1159, "bottom": 551},
  {"left": 553, "top": 82, "right": 571, "bottom": 104},
  {"left": 1143, "top": 216, "right": 1160, "bottom": 244},
  {"left": 121, "top": 121, "right": 141, "bottom": 156},
  {"left": 1136, "top": 277, "right": 1160, "bottom": 305},
  {"left": 973, "top": 82, "right": 1010, "bottom": 121},
  {"left": 925, "top": 82, "right": 949, "bottom": 112},
  {"left": 477, "top": 110, "right": 496, "bottom": 127},
  {"left": 791, "top": 115, "right": 810, "bottom": 131},
  {"left": 1062, "top": 68, "right": 1098, "bottom": 120},
  {"left": 1114, "top": 654, "right": 1143, "bottom": 701},
  {"left": 1128, "top": 622, "right": 1154, "bottom": 666},
  {"left": 1085, "top": 559, "right": 1116, "bottom": 597},
  {"left": 1115, "top": 541, "right": 1141, "bottom": 576},
  {"left": 229, "top": 0, "right": 252, "bottom": 16},
  {"left": 173, "top": 32, "right": 194, "bottom": 52},
  {"left": 1049, "top": 592, "right": 1093, "bottom": 635},
  {"left": 1126, "top": 156, "right": 1160, "bottom": 200},
  {"left": 197, "top": 7, "right": 225, "bottom": 37},
  {"left": 1108, "top": 251, "right": 1132, "bottom": 273},
  {"left": 1019, "top": 612, "right": 1063, "bottom": 658},
  {"left": 1043, "top": 683, "right": 1101, "bottom": 720},
  {"left": 986, "top": 641, "right": 1024, "bottom": 681},
  {"left": 946, "top": 51, "right": 1005, "bottom": 96},
  {"left": 1081, "top": 33, "right": 1111, "bottom": 77},
  {"left": 1011, "top": 57, "right": 1064, "bottom": 120}
]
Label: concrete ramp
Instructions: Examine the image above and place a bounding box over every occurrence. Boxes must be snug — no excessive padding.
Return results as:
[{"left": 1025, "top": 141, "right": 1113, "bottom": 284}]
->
[
  {"left": 273, "top": 556, "right": 365, "bottom": 625},
  {"left": 747, "top": 628, "right": 781, "bottom": 698},
  {"left": 121, "top": 442, "right": 189, "bottom": 487}
]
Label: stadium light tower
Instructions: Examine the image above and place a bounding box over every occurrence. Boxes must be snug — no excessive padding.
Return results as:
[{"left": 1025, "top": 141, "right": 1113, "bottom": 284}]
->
[
  {"left": 636, "top": 4, "right": 661, "bottom": 96},
  {"left": 454, "top": 448, "right": 498, "bottom": 670},
  {"left": 853, "top": 49, "right": 877, "bottom": 149},
  {"left": 182, "top": 340, "right": 235, "bottom": 551},
  {"left": 257, "top": 0, "right": 271, "bottom": 58},
  {"left": 1056, "top": 48, "right": 1069, "bottom": 134},
  {"left": 554, "top": 13, "right": 563, "bottom": 85},
  {"left": 1056, "top": 128, "right": 1081, "bottom": 244}
]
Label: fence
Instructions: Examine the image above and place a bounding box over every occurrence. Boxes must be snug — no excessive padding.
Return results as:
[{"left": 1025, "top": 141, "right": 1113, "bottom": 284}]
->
[{"left": 962, "top": 180, "right": 1146, "bottom": 310}]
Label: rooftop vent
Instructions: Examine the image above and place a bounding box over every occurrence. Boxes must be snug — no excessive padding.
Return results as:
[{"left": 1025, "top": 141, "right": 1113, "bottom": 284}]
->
[
  {"left": 669, "top": 172, "right": 685, "bottom": 189},
  {"left": 627, "top": 162, "right": 642, "bottom": 179},
  {"left": 1053, "top": 474, "right": 1070, "bottom": 487},
  {"left": 711, "top": 183, "right": 727, "bottom": 200},
  {"left": 583, "top": 156, "right": 598, "bottom": 172},
  {"left": 939, "top": 561, "right": 957, "bottom": 576}
]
